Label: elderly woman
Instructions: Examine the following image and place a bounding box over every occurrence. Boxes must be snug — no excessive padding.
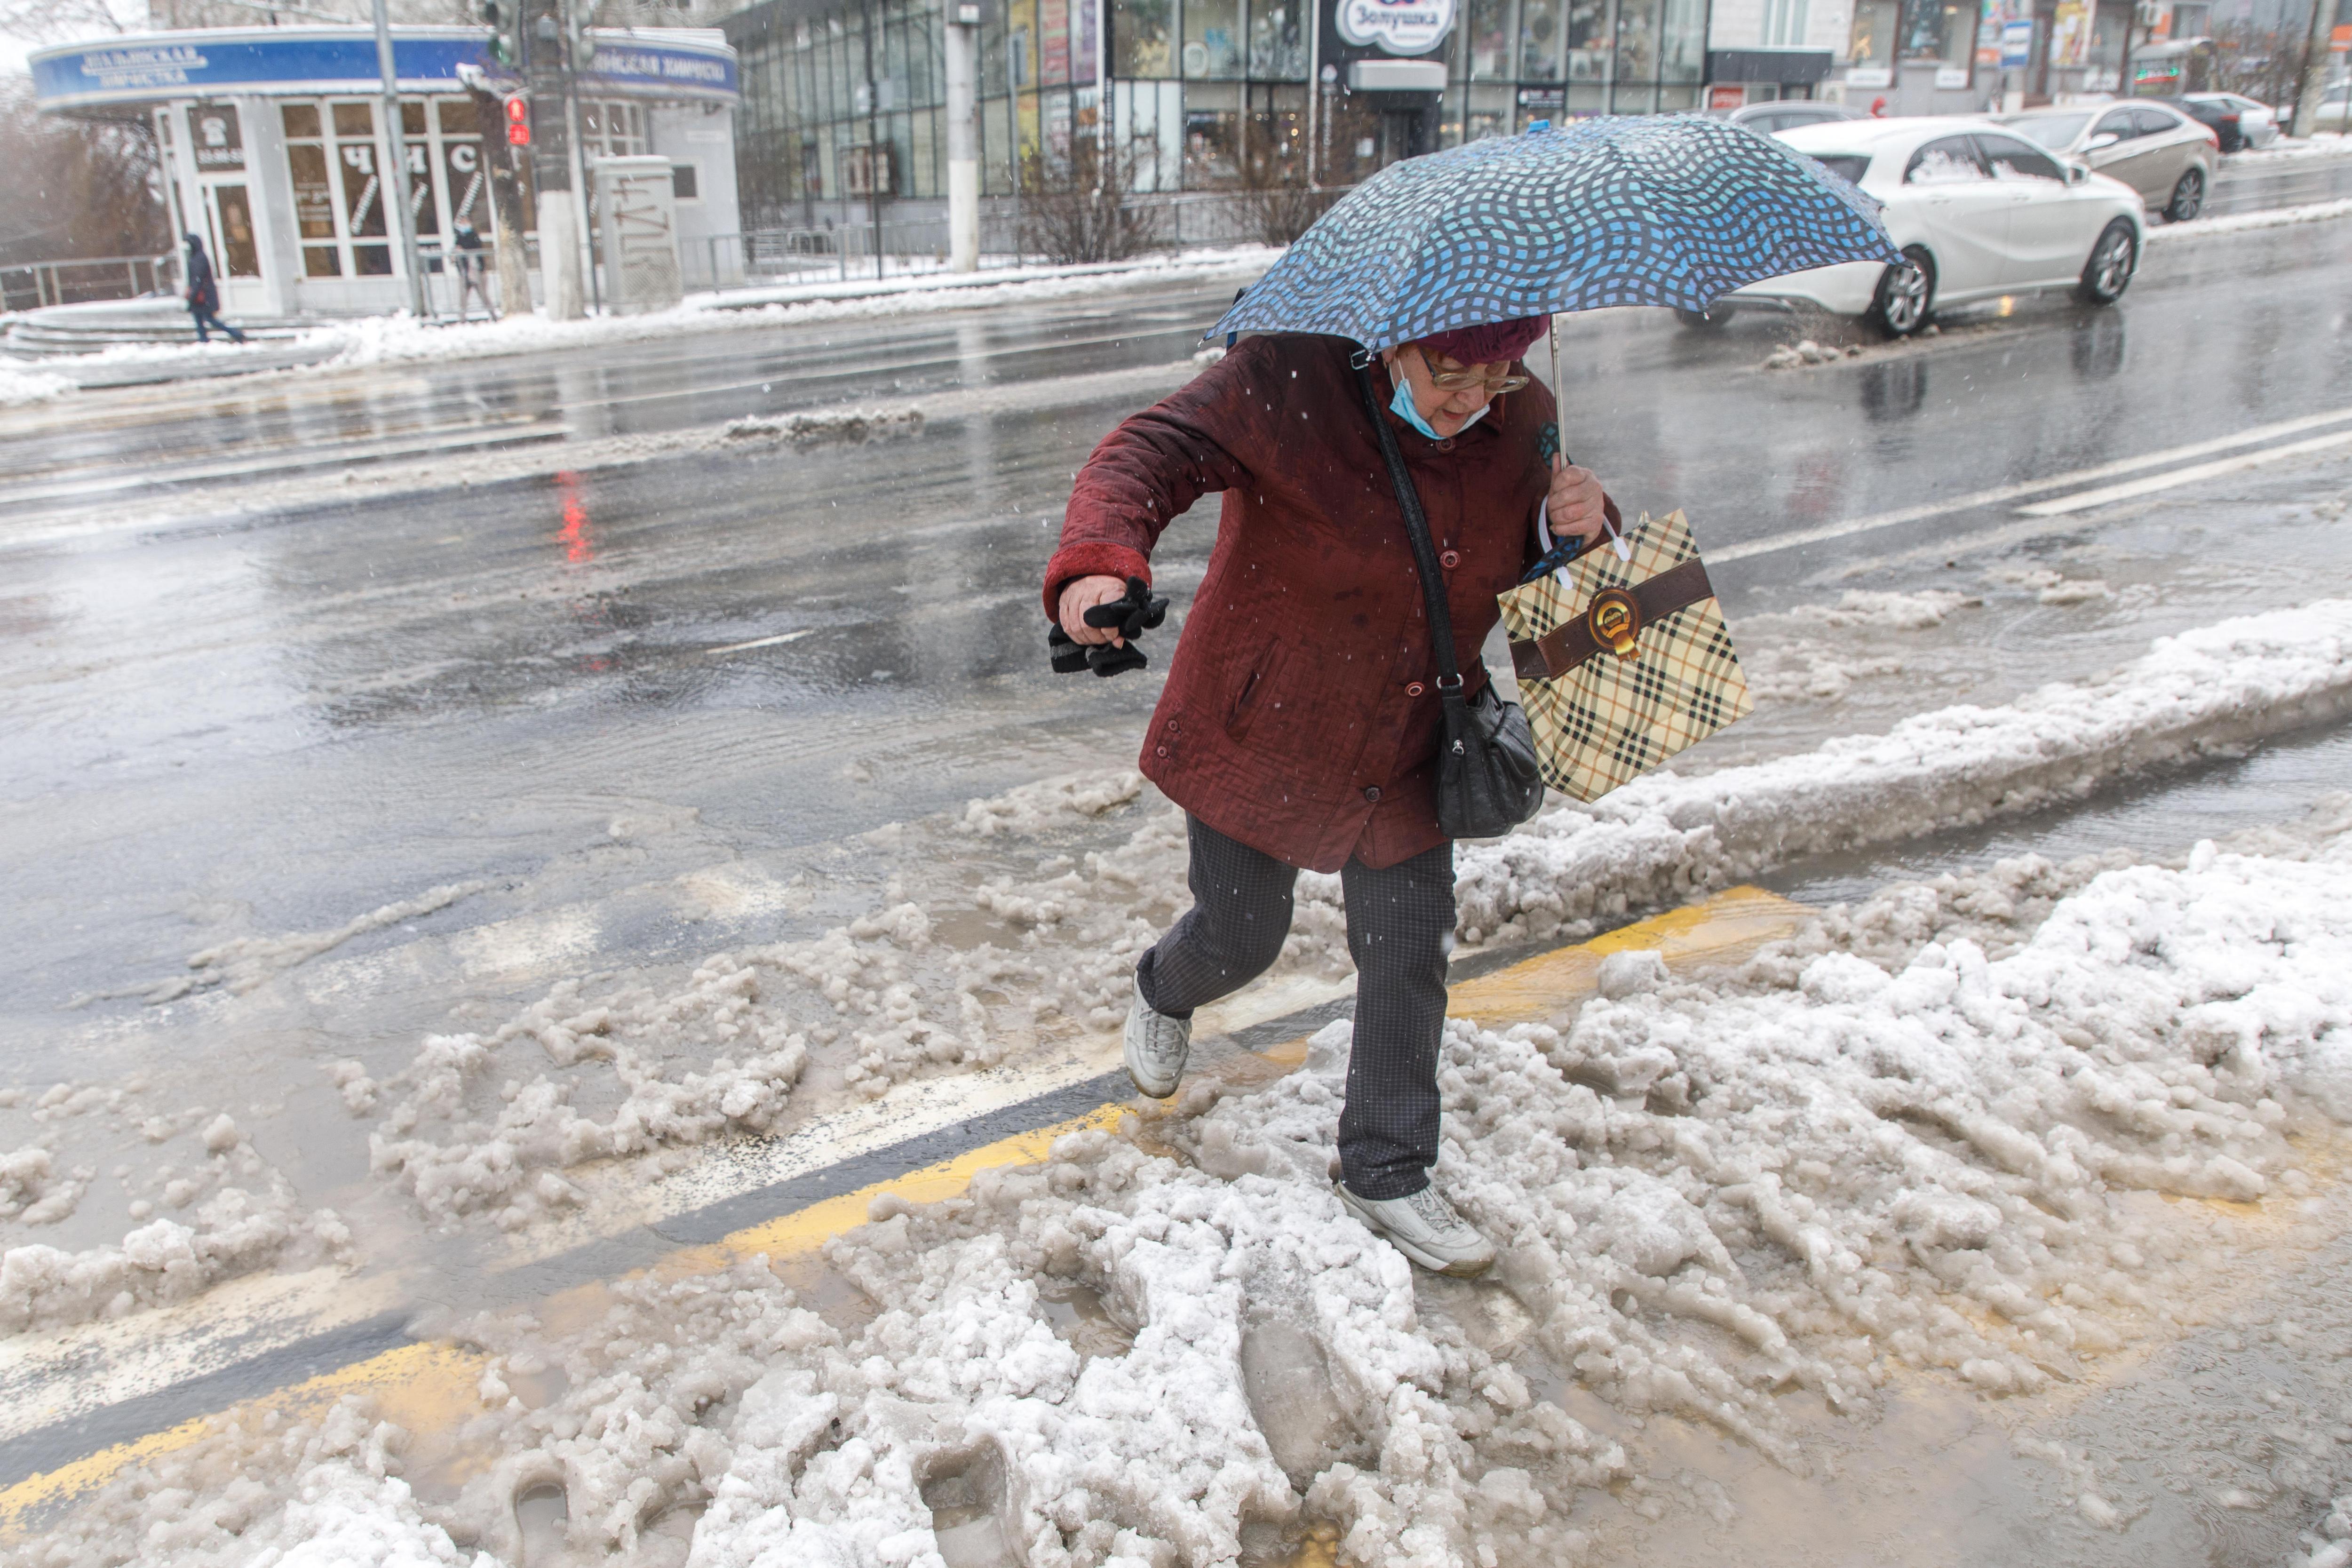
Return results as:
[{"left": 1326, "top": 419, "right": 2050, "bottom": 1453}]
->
[{"left": 1042, "top": 317, "right": 1619, "bottom": 1276}]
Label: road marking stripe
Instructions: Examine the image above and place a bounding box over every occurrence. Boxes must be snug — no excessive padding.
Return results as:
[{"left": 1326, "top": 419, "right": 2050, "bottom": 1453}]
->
[
  {"left": 0, "top": 422, "right": 565, "bottom": 507},
  {"left": 0, "top": 1342, "right": 489, "bottom": 1534},
  {"left": 0, "top": 887, "right": 1809, "bottom": 1532},
  {"left": 1712, "top": 403, "right": 2352, "bottom": 564},
  {"left": 704, "top": 629, "right": 814, "bottom": 655},
  {"left": 2012, "top": 428, "right": 2352, "bottom": 516}
]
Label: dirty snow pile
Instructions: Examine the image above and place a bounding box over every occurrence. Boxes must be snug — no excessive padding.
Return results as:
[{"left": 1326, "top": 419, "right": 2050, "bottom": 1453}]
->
[
  {"left": 2299, "top": 1489, "right": 2352, "bottom": 1568},
  {"left": 1736, "top": 588, "right": 1979, "bottom": 703},
  {"left": 1449, "top": 597, "right": 2352, "bottom": 946},
  {"left": 721, "top": 407, "right": 925, "bottom": 447},
  {"left": 2149, "top": 195, "right": 2352, "bottom": 243},
  {"left": 0, "top": 365, "right": 76, "bottom": 407},
  {"left": 0, "top": 1106, "right": 353, "bottom": 1336},
  {"left": 35, "top": 804, "right": 2352, "bottom": 1568}
]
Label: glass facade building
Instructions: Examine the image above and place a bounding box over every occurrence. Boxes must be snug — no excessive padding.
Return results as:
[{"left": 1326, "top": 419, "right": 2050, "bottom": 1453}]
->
[{"left": 723, "top": 0, "right": 1711, "bottom": 215}]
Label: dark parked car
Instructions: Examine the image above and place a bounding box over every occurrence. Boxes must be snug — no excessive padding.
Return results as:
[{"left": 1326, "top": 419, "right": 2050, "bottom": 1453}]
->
[
  {"left": 1724, "top": 100, "right": 1872, "bottom": 135},
  {"left": 2161, "top": 94, "right": 2249, "bottom": 153}
]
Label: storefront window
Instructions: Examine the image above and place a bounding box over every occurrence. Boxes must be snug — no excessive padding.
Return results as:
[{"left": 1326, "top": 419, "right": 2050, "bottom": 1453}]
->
[
  {"left": 212, "top": 184, "right": 260, "bottom": 276},
  {"left": 1467, "top": 0, "right": 1514, "bottom": 80},
  {"left": 1463, "top": 82, "right": 1513, "bottom": 140},
  {"left": 330, "top": 101, "right": 392, "bottom": 275},
  {"left": 1183, "top": 80, "right": 1240, "bottom": 177},
  {"left": 1567, "top": 0, "right": 1610, "bottom": 82},
  {"left": 1661, "top": 0, "right": 1704, "bottom": 81},
  {"left": 283, "top": 104, "right": 341, "bottom": 277},
  {"left": 1115, "top": 0, "right": 1176, "bottom": 76},
  {"left": 1183, "top": 0, "right": 1242, "bottom": 77},
  {"left": 1614, "top": 0, "right": 1658, "bottom": 106},
  {"left": 1520, "top": 0, "right": 1566, "bottom": 80},
  {"left": 1247, "top": 0, "right": 1306, "bottom": 78},
  {"left": 1847, "top": 0, "right": 1898, "bottom": 71},
  {"left": 1899, "top": 0, "right": 1973, "bottom": 64}
]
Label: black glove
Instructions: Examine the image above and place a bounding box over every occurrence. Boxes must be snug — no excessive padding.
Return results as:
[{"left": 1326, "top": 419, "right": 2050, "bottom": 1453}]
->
[{"left": 1047, "top": 576, "right": 1167, "bottom": 678}]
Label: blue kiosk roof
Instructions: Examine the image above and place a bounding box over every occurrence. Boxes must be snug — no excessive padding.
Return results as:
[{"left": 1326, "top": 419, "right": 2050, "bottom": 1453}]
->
[{"left": 29, "top": 25, "right": 739, "bottom": 115}]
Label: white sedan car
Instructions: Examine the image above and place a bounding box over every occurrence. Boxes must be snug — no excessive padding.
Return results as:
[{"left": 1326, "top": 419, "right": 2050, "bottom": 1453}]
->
[{"left": 1718, "top": 118, "right": 2147, "bottom": 337}]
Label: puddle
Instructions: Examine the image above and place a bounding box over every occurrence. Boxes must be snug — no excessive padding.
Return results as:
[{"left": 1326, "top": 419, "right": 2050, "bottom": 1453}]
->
[
  {"left": 922, "top": 1444, "right": 1017, "bottom": 1568},
  {"left": 501, "top": 1355, "right": 568, "bottom": 1411},
  {"left": 1239, "top": 1516, "right": 1346, "bottom": 1567},
  {"left": 1240, "top": 1312, "right": 1369, "bottom": 1491},
  {"left": 1035, "top": 1277, "right": 1135, "bottom": 1366},
  {"left": 514, "top": 1481, "right": 568, "bottom": 1568},
  {"left": 768, "top": 1252, "right": 881, "bottom": 1339}
]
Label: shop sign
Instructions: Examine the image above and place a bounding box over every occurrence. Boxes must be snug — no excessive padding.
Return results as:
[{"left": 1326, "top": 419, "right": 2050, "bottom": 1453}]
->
[
  {"left": 1335, "top": 0, "right": 1458, "bottom": 57},
  {"left": 2000, "top": 18, "right": 2033, "bottom": 67},
  {"left": 1517, "top": 86, "right": 1564, "bottom": 107},
  {"left": 32, "top": 28, "right": 736, "bottom": 112},
  {"left": 191, "top": 102, "right": 244, "bottom": 170},
  {"left": 1845, "top": 64, "right": 1892, "bottom": 86},
  {"left": 1935, "top": 64, "right": 1970, "bottom": 86},
  {"left": 2050, "top": 0, "right": 2090, "bottom": 66},
  {"left": 1708, "top": 83, "right": 1745, "bottom": 108}
]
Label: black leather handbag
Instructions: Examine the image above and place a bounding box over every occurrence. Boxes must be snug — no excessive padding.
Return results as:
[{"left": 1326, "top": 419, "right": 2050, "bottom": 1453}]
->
[{"left": 1356, "top": 365, "right": 1547, "bottom": 841}]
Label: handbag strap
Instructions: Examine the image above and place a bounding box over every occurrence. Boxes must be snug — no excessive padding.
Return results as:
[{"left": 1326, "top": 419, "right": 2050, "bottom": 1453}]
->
[{"left": 1354, "top": 363, "right": 1466, "bottom": 697}]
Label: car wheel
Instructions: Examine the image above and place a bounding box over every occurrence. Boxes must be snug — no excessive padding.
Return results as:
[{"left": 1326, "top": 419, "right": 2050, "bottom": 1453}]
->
[
  {"left": 2166, "top": 167, "right": 2205, "bottom": 222},
  {"left": 1675, "top": 305, "right": 1732, "bottom": 330},
  {"left": 2076, "top": 219, "right": 2137, "bottom": 306},
  {"left": 1869, "top": 247, "right": 1934, "bottom": 337}
]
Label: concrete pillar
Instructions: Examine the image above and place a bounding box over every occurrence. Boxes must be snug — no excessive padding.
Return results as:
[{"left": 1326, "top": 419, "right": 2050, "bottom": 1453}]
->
[
  {"left": 239, "top": 95, "right": 303, "bottom": 318},
  {"left": 946, "top": 1, "right": 981, "bottom": 272},
  {"left": 539, "top": 188, "right": 587, "bottom": 318}
]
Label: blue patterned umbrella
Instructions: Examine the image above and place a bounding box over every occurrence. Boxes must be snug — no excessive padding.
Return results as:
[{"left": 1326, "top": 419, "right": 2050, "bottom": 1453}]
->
[{"left": 1208, "top": 116, "right": 1901, "bottom": 352}]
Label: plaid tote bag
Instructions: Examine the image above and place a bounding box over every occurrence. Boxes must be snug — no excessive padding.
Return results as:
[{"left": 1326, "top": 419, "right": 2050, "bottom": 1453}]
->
[{"left": 1495, "top": 509, "right": 1752, "bottom": 803}]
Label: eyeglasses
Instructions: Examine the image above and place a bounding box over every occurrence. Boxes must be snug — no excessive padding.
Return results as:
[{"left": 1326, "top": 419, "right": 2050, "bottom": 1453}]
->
[{"left": 1414, "top": 350, "right": 1530, "bottom": 395}]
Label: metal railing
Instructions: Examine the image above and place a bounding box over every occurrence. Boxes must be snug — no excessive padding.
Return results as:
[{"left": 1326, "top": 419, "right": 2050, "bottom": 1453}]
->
[
  {"left": 1, "top": 253, "right": 176, "bottom": 314},
  {"left": 687, "top": 189, "right": 1321, "bottom": 294}
]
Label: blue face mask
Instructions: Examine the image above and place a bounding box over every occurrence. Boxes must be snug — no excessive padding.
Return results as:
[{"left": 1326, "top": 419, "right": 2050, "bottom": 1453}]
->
[{"left": 1389, "top": 364, "right": 1487, "bottom": 440}]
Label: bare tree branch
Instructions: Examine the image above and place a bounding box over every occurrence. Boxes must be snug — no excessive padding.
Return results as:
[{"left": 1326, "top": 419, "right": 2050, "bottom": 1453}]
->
[{"left": 0, "top": 0, "right": 135, "bottom": 45}]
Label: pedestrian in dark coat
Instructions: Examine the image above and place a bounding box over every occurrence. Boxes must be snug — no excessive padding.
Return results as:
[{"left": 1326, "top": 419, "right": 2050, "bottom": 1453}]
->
[
  {"left": 1042, "top": 318, "right": 1622, "bottom": 1276},
  {"left": 183, "top": 233, "right": 246, "bottom": 344},
  {"left": 451, "top": 220, "right": 498, "bottom": 322}
]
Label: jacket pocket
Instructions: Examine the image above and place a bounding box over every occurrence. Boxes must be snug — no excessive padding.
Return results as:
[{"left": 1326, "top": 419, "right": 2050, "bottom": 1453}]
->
[{"left": 1225, "top": 637, "right": 1290, "bottom": 742}]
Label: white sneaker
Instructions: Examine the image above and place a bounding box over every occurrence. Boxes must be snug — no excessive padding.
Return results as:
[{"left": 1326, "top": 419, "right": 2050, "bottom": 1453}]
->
[
  {"left": 1122, "top": 971, "right": 1192, "bottom": 1099},
  {"left": 1336, "top": 1181, "right": 1497, "bottom": 1278}
]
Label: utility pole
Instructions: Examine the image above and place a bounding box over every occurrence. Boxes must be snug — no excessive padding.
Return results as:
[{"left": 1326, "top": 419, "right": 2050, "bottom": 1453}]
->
[
  {"left": 946, "top": 1, "right": 980, "bottom": 271},
  {"left": 563, "top": 0, "right": 602, "bottom": 315},
  {"left": 2293, "top": 0, "right": 2338, "bottom": 138},
  {"left": 861, "top": 6, "right": 885, "bottom": 279},
  {"left": 370, "top": 0, "right": 429, "bottom": 318},
  {"left": 528, "top": 3, "right": 585, "bottom": 316}
]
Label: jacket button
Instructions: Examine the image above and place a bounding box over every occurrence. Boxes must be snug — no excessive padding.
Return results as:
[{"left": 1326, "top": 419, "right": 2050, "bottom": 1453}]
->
[
  {"left": 1362, "top": 785, "right": 1383, "bottom": 803},
  {"left": 1439, "top": 549, "right": 1461, "bottom": 570},
  {"left": 1406, "top": 681, "right": 1425, "bottom": 697},
  {"left": 1436, "top": 438, "right": 1455, "bottom": 452},
  {"left": 1155, "top": 745, "right": 1169, "bottom": 758},
  {"left": 1165, "top": 718, "right": 1180, "bottom": 732}
]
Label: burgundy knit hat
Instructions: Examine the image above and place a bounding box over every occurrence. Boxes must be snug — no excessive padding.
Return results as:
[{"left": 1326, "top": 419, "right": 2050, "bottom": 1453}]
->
[{"left": 1411, "top": 316, "right": 1546, "bottom": 367}]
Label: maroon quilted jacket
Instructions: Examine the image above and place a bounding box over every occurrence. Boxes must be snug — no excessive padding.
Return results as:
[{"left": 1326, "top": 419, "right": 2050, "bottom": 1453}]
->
[{"left": 1043, "top": 332, "right": 1618, "bottom": 873}]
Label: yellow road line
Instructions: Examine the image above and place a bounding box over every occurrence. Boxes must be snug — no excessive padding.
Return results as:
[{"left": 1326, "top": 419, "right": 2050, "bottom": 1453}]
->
[
  {"left": 0, "top": 1341, "right": 490, "bottom": 1533},
  {"left": 0, "top": 885, "right": 1808, "bottom": 1534}
]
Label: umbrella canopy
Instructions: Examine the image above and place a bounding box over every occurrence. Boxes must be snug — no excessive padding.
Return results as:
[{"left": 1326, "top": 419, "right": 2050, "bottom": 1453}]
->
[{"left": 1208, "top": 116, "right": 1901, "bottom": 352}]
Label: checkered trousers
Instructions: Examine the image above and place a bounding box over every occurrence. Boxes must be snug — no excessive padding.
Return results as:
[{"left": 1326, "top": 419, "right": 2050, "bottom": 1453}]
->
[{"left": 1137, "top": 815, "right": 1455, "bottom": 1201}]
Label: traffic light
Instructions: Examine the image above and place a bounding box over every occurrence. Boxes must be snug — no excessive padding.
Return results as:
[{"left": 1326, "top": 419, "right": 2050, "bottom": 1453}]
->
[
  {"left": 481, "top": 0, "right": 524, "bottom": 70},
  {"left": 504, "top": 94, "right": 531, "bottom": 146}
]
